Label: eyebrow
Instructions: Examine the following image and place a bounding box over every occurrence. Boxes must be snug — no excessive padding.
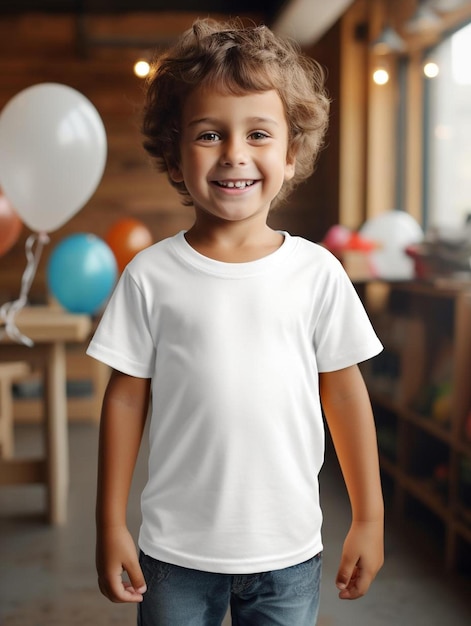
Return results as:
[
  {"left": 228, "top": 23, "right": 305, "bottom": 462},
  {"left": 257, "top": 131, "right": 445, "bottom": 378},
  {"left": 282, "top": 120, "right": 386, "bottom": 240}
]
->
[{"left": 187, "top": 117, "right": 280, "bottom": 127}]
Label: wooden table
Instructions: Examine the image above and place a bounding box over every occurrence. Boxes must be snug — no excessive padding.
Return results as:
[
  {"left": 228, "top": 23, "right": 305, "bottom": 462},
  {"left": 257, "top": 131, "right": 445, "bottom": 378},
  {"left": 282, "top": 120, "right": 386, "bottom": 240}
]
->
[{"left": 0, "top": 306, "right": 92, "bottom": 525}]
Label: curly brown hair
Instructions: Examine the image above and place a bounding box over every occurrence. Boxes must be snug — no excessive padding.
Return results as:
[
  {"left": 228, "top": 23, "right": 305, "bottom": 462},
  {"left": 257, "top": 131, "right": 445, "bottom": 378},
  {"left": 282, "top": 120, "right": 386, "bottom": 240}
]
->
[{"left": 141, "top": 18, "right": 330, "bottom": 205}]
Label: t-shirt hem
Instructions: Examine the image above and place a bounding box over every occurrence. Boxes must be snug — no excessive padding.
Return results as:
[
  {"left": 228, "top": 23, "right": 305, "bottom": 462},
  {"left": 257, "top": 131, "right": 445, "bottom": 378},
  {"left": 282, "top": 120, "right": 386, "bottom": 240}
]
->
[
  {"left": 86, "top": 343, "right": 152, "bottom": 379},
  {"left": 137, "top": 539, "right": 324, "bottom": 575},
  {"left": 317, "top": 340, "right": 383, "bottom": 373}
]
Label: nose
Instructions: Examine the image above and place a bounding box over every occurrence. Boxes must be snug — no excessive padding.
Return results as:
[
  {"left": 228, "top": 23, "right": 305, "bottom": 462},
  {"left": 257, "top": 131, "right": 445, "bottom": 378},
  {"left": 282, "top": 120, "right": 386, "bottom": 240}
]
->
[{"left": 220, "top": 136, "right": 248, "bottom": 167}]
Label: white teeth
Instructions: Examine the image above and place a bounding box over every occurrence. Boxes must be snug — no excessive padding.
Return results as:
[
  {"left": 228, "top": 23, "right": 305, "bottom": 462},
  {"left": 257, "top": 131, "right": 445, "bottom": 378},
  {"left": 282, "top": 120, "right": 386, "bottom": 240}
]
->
[{"left": 218, "top": 180, "right": 255, "bottom": 189}]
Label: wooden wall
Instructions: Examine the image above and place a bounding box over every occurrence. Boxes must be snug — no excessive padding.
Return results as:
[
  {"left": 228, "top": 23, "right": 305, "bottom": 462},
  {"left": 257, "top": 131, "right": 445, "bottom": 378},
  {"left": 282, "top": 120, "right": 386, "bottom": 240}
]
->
[{"left": 0, "top": 11, "right": 341, "bottom": 304}]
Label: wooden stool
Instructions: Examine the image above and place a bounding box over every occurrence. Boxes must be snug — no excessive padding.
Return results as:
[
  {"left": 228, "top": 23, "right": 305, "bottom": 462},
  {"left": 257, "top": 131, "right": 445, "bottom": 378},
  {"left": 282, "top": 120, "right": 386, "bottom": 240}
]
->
[{"left": 0, "top": 361, "right": 30, "bottom": 458}]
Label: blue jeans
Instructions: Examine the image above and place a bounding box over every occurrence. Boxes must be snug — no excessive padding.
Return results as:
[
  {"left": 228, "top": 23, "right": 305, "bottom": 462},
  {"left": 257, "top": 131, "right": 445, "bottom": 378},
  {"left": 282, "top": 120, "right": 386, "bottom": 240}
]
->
[{"left": 137, "top": 551, "right": 322, "bottom": 626}]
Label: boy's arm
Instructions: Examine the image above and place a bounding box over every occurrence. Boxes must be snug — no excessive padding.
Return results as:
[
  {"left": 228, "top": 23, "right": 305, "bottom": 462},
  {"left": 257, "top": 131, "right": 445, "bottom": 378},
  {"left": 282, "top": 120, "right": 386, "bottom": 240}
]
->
[
  {"left": 96, "top": 369, "right": 151, "bottom": 603},
  {"left": 319, "top": 364, "right": 384, "bottom": 600}
]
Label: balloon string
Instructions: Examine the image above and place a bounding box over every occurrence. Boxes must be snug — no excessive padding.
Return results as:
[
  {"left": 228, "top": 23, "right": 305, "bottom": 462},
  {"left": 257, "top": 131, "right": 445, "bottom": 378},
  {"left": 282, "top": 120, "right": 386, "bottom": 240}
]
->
[{"left": 0, "top": 231, "right": 50, "bottom": 347}]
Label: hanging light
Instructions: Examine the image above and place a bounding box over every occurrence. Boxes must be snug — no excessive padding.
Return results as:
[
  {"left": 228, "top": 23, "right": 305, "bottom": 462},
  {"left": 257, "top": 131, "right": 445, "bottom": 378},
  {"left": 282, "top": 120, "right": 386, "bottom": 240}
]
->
[
  {"left": 372, "top": 55, "right": 391, "bottom": 86},
  {"left": 370, "top": 1, "right": 404, "bottom": 86},
  {"left": 405, "top": 1, "right": 441, "bottom": 33},
  {"left": 371, "top": 25, "right": 406, "bottom": 55},
  {"left": 373, "top": 67, "right": 390, "bottom": 85}
]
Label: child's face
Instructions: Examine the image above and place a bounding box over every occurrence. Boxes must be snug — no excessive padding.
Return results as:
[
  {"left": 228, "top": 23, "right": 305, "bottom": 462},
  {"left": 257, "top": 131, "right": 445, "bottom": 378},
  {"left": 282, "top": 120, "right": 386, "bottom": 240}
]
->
[{"left": 170, "top": 87, "right": 296, "bottom": 225}]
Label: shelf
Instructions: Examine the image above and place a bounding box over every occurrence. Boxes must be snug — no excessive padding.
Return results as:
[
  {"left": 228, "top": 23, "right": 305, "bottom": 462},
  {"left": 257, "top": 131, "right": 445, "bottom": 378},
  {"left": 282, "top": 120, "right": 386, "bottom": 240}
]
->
[
  {"left": 370, "top": 391, "right": 400, "bottom": 413},
  {"left": 400, "top": 405, "right": 452, "bottom": 445},
  {"left": 388, "top": 280, "right": 469, "bottom": 300},
  {"left": 379, "top": 454, "right": 398, "bottom": 479},
  {"left": 370, "top": 391, "right": 452, "bottom": 445},
  {"left": 363, "top": 281, "right": 471, "bottom": 572},
  {"left": 456, "top": 438, "right": 471, "bottom": 457},
  {"left": 457, "top": 505, "right": 471, "bottom": 530},
  {"left": 400, "top": 475, "right": 449, "bottom": 522}
]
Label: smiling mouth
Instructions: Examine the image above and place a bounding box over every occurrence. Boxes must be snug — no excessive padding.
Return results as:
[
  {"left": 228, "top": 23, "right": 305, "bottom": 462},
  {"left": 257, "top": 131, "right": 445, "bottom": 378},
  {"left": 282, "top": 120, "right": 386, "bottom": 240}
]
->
[{"left": 214, "top": 180, "right": 256, "bottom": 189}]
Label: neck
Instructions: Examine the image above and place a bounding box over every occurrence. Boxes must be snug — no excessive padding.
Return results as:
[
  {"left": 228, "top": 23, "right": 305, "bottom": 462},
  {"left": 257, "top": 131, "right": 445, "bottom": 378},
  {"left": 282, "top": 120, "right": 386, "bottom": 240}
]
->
[{"left": 185, "top": 221, "right": 284, "bottom": 263}]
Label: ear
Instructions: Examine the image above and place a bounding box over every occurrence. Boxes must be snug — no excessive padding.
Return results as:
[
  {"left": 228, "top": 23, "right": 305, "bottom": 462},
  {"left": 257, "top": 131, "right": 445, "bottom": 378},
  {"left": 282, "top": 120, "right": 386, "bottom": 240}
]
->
[
  {"left": 284, "top": 152, "right": 296, "bottom": 182},
  {"left": 165, "top": 152, "right": 184, "bottom": 183},
  {"left": 168, "top": 164, "right": 184, "bottom": 183}
]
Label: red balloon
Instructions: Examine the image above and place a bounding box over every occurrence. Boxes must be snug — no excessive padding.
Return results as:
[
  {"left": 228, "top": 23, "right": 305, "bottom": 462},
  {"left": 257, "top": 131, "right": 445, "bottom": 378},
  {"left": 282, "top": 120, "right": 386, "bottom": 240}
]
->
[
  {"left": 322, "top": 225, "right": 351, "bottom": 253},
  {"left": 105, "top": 218, "right": 153, "bottom": 272},
  {"left": 0, "top": 192, "right": 23, "bottom": 257}
]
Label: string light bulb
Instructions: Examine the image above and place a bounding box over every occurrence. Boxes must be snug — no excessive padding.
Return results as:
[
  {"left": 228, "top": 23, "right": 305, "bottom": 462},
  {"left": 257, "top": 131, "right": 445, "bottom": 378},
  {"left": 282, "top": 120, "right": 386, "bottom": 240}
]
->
[
  {"left": 373, "top": 68, "right": 390, "bottom": 85},
  {"left": 424, "top": 61, "right": 440, "bottom": 78},
  {"left": 133, "top": 60, "right": 150, "bottom": 78}
]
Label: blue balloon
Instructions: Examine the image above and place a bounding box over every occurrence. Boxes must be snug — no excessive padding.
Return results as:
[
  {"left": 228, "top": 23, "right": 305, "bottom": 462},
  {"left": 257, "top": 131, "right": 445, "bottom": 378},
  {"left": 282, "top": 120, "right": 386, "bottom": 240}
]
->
[{"left": 47, "top": 233, "right": 117, "bottom": 314}]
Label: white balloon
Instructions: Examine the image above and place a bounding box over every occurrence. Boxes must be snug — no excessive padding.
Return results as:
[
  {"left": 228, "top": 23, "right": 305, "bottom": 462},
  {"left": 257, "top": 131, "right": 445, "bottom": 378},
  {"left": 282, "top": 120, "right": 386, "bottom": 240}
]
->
[
  {"left": 360, "top": 210, "right": 424, "bottom": 280},
  {"left": 0, "top": 83, "right": 107, "bottom": 233}
]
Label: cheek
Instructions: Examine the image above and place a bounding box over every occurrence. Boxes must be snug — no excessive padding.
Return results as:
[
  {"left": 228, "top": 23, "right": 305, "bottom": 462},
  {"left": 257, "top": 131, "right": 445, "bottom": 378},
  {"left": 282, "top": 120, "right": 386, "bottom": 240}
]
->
[
  {"left": 266, "top": 148, "right": 294, "bottom": 180},
  {"left": 170, "top": 149, "right": 202, "bottom": 184},
  {"left": 183, "top": 149, "right": 210, "bottom": 175}
]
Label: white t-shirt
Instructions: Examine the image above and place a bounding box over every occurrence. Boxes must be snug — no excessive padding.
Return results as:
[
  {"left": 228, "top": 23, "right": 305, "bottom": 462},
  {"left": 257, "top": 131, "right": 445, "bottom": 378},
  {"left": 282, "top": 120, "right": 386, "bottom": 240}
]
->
[{"left": 87, "top": 231, "right": 382, "bottom": 574}]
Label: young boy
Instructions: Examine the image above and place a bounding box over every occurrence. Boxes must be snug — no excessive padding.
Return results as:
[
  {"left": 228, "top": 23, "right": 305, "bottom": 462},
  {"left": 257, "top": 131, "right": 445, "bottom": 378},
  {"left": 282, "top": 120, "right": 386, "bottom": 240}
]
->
[{"left": 87, "top": 18, "right": 384, "bottom": 626}]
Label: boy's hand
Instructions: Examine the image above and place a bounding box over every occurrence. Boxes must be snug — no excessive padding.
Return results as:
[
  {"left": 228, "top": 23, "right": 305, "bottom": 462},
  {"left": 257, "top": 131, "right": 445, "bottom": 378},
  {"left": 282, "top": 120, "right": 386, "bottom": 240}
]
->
[
  {"left": 96, "top": 525, "right": 147, "bottom": 603},
  {"left": 335, "top": 519, "right": 384, "bottom": 600}
]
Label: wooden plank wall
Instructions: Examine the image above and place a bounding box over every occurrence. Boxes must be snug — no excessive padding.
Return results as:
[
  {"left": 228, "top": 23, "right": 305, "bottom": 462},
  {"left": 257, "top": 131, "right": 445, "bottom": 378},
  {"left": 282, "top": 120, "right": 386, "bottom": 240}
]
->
[{"left": 0, "top": 11, "right": 341, "bottom": 304}]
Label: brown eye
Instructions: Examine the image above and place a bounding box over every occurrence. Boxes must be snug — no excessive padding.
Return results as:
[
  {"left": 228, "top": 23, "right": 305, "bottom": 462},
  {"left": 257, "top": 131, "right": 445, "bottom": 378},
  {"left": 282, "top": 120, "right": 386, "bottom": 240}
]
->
[
  {"left": 199, "top": 132, "right": 220, "bottom": 142},
  {"left": 248, "top": 131, "right": 269, "bottom": 141}
]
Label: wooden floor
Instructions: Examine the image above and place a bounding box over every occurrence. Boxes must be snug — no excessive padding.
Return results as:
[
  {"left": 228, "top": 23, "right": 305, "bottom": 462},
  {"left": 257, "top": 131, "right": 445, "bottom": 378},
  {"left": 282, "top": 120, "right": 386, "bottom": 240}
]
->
[{"left": 1, "top": 422, "right": 470, "bottom": 626}]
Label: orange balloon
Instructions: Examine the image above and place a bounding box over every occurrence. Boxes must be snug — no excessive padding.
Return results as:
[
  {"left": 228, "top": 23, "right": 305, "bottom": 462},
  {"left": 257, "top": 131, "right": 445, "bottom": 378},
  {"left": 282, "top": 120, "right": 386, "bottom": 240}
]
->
[
  {"left": 0, "top": 192, "right": 23, "bottom": 257},
  {"left": 105, "top": 218, "right": 153, "bottom": 272}
]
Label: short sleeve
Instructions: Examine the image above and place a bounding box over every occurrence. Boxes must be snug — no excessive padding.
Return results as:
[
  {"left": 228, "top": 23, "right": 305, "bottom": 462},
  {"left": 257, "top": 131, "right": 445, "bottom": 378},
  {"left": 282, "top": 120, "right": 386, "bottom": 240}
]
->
[
  {"left": 313, "top": 260, "right": 383, "bottom": 372},
  {"left": 86, "top": 268, "right": 155, "bottom": 378}
]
